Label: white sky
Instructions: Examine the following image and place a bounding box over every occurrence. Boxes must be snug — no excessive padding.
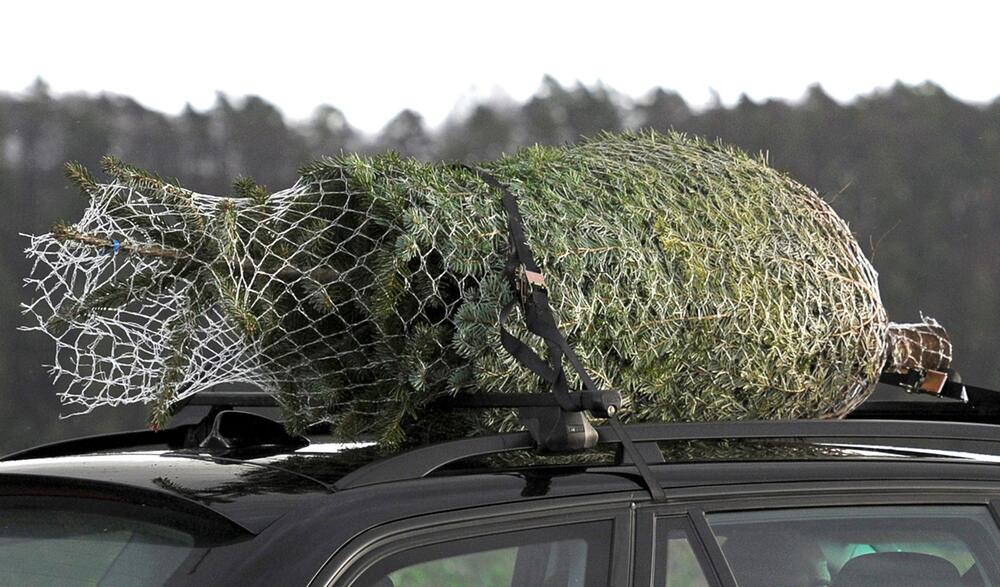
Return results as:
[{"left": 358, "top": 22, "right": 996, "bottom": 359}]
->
[{"left": 3, "top": 0, "right": 999, "bottom": 134}]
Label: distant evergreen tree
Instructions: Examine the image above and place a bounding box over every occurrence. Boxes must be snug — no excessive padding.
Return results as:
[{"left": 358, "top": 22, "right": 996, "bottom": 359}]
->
[
  {"left": 563, "top": 81, "right": 622, "bottom": 138},
  {"left": 437, "top": 103, "right": 516, "bottom": 162},
  {"left": 520, "top": 76, "right": 571, "bottom": 146},
  {"left": 306, "top": 104, "right": 357, "bottom": 157},
  {"left": 112, "top": 97, "right": 182, "bottom": 176},
  {"left": 224, "top": 95, "right": 305, "bottom": 188},
  {"left": 178, "top": 103, "right": 220, "bottom": 191},
  {"left": 518, "top": 77, "right": 623, "bottom": 145},
  {"left": 375, "top": 109, "right": 432, "bottom": 159},
  {"left": 635, "top": 88, "right": 691, "bottom": 131}
]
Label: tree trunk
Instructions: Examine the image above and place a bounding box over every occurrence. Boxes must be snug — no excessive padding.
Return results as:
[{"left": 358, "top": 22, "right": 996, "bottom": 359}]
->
[{"left": 884, "top": 317, "right": 952, "bottom": 374}]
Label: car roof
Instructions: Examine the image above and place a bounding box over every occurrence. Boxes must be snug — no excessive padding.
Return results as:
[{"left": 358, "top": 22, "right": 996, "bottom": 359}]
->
[
  {"left": 4, "top": 379, "right": 1000, "bottom": 534},
  {"left": 4, "top": 422, "right": 1000, "bottom": 529},
  {"left": 0, "top": 451, "right": 336, "bottom": 532},
  {"left": 7, "top": 441, "right": 1000, "bottom": 539}
]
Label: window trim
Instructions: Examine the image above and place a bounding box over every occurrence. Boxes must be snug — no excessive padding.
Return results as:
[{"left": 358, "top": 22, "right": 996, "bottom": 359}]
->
[
  {"left": 632, "top": 512, "right": 732, "bottom": 587},
  {"left": 689, "top": 510, "right": 739, "bottom": 587},
  {"left": 312, "top": 498, "right": 633, "bottom": 587},
  {"left": 987, "top": 498, "right": 1000, "bottom": 528}
]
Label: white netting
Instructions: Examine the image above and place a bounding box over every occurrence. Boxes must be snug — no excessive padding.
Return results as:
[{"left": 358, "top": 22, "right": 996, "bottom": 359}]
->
[
  {"left": 885, "top": 316, "right": 953, "bottom": 374},
  {"left": 24, "top": 184, "right": 268, "bottom": 414},
  {"left": 23, "top": 132, "right": 904, "bottom": 443},
  {"left": 23, "top": 167, "right": 425, "bottom": 427}
]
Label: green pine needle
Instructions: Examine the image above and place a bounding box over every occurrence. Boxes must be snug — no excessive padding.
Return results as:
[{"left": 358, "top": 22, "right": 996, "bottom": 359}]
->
[
  {"left": 232, "top": 176, "right": 269, "bottom": 206},
  {"left": 63, "top": 161, "right": 99, "bottom": 196}
]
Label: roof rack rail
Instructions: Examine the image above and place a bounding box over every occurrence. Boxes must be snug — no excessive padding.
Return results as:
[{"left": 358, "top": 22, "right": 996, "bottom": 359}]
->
[
  {"left": 161, "top": 372, "right": 1000, "bottom": 426},
  {"left": 334, "top": 418, "right": 1000, "bottom": 489}
]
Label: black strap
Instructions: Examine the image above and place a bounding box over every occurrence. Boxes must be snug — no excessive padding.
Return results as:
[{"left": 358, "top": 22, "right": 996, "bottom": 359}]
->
[
  {"left": 606, "top": 413, "right": 666, "bottom": 501},
  {"left": 459, "top": 165, "right": 665, "bottom": 501},
  {"left": 458, "top": 166, "right": 596, "bottom": 409}
]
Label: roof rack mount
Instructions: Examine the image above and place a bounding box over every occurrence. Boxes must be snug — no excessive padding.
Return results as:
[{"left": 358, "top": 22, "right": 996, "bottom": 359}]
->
[{"left": 435, "top": 390, "right": 621, "bottom": 454}]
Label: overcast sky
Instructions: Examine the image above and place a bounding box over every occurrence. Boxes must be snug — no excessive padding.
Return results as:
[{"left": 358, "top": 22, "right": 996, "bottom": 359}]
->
[{"left": 3, "top": 1, "right": 998, "bottom": 133}]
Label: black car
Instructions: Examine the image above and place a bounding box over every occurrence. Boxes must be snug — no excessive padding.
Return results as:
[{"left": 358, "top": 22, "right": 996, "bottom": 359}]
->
[{"left": 3, "top": 376, "right": 1000, "bottom": 587}]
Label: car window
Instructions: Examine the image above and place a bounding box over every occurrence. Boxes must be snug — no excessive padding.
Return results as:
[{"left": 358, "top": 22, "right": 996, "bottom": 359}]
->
[
  {"left": 0, "top": 493, "right": 251, "bottom": 587},
  {"left": 653, "top": 517, "right": 712, "bottom": 587},
  {"left": 350, "top": 520, "right": 613, "bottom": 587},
  {"left": 0, "top": 504, "right": 195, "bottom": 586},
  {"left": 707, "top": 505, "right": 1000, "bottom": 587}
]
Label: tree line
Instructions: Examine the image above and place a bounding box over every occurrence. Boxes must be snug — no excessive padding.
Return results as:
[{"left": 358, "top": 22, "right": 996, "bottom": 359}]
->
[{"left": 1, "top": 76, "right": 998, "bottom": 453}]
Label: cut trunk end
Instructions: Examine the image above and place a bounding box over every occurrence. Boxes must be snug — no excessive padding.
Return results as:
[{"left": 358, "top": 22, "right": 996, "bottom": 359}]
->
[{"left": 884, "top": 317, "right": 953, "bottom": 375}]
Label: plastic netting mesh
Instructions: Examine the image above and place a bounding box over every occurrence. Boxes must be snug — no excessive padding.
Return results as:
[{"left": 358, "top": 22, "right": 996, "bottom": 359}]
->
[
  {"left": 24, "top": 131, "right": 894, "bottom": 443},
  {"left": 885, "top": 317, "right": 952, "bottom": 374}
]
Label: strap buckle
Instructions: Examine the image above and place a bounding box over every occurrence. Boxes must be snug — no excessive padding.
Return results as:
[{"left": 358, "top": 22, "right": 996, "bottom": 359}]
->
[
  {"left": 899, "top": 368, "right": 949, "bottom": 395},
  {"left": 516, "top": 265, "right": 546, "bottom": 298}
]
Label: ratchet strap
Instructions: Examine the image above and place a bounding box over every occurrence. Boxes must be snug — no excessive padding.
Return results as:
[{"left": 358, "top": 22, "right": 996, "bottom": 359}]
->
[{"left": 459, "top": 164, "right": 666, "bottom": 501}]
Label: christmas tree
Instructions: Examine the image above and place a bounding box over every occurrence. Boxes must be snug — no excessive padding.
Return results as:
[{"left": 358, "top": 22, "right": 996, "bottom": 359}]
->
[{"left": 23, "top": 131, "right": 949, "bottom": 445}]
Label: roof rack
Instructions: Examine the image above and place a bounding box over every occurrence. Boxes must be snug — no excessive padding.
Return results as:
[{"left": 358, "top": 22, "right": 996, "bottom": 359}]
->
[
  {"left": 156, "top": 371, "right": 1000, "bottom": 443},
  {"left": 8, "top": 373, "right": 999, "bottom": 491},
  {"left": 335, "top": 371, "right": 1000, "bottom": 490},
  {"left": 334, "top": 418, "right": 1000, "bottom": 489}
]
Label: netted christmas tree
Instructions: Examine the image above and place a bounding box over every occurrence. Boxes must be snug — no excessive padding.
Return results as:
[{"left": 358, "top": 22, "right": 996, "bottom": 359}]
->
[{"left": 22, "top": 131, "right": 950, "bottom": 445}]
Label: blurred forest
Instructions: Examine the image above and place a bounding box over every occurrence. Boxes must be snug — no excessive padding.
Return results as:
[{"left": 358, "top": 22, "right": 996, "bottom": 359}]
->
[{"left": 1, "top": 76, "right": 998, "bottom": 453}]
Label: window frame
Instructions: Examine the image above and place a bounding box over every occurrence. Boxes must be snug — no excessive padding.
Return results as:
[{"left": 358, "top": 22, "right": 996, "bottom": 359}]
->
[{"left": 312, "top": 497, "right": 633, "bottom": 587}]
